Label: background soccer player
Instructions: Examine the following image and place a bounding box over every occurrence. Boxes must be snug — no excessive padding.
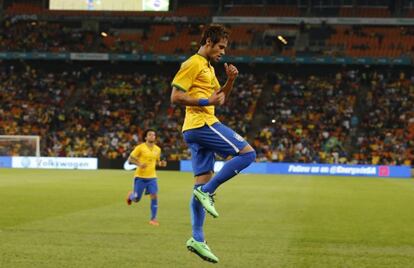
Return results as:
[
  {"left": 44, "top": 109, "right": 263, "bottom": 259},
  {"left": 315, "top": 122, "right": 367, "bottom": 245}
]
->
[
  {"left": 170, "top": 24, "right": 256, "bottom": 263},
  {"left": 125, "top": 129, "right": 167, "bottom": 226}
]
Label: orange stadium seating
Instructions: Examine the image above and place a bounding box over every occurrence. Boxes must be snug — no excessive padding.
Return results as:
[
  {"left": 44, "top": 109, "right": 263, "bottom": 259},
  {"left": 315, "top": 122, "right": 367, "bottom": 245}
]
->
[
  {"left": 326, "top": 26, "right": 414, "bottom": 58},
  {"left": 339, "top": 7, "right": 390, "bottom": 17}
]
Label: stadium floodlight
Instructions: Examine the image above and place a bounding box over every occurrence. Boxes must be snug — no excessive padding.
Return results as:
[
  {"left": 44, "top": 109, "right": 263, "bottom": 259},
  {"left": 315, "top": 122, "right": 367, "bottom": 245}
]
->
[{"left": 0, "top": 135, "right": 40, "bottom": 157}]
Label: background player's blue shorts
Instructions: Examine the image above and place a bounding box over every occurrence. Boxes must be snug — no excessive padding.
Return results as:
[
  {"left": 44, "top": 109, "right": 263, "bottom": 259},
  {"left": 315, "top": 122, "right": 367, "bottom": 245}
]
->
[
  {"left": 132, "top": 177, "right": 158, "bottom": 201},
  {"left": 183, "top": 122, "right": 249, "bottom": 176}
]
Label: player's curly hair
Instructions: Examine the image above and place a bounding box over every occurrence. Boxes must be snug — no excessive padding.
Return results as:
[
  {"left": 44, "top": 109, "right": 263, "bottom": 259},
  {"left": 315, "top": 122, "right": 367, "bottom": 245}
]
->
[
  {"left": 200, "top": 24, "right": 230, "bottom": 46},
  {"left": 143, "top": 129, "right": 156, "bottom": 141}
]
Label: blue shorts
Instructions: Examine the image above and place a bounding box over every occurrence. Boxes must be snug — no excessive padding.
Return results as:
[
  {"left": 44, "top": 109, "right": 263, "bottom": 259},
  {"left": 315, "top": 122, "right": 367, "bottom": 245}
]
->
[
  {"left": 183, "top": 122, "right": 249, "bottom": 176},
  {"left": 132, "top": 177, "right": 158, "bottom": 201}
]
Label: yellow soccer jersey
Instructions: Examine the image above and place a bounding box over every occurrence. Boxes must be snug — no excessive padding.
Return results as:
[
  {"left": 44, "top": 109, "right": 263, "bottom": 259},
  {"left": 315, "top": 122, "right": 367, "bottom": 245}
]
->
[
  {"left": 130, "top": 143, "right": 161, "bottom": 178},
  {"left": 171, "top": 54, "right": 221, "bottom": 132}
]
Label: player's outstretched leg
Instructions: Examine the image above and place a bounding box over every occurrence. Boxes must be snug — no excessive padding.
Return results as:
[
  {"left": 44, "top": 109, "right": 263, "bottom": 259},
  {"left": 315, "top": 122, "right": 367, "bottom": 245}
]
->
[
  {"left": 149, "top": 195, "right": 159, "bottom": 226},
  {"left": 191, "top": 184, "right": 206, "bottom": 239},
  {"left": 126, "top": 191, "right": 142, "bottom": 206},
  {"left": 125, "top": 191, "right": 133, "bottom": 206},
  {"left": 186, "top": 237, "right": 219, "bottom": 263},
  {"left": 202, "top": 151, "right": 256, "bottom": 195},
  {"left": 126, "top": 178, "right": 146, "bottom": 206},
  {"left": 193, "top": 186, "right": 219, "bottom": 218},
  {"left": 195, "top": 151, "right": 256, "bottom": 217}
]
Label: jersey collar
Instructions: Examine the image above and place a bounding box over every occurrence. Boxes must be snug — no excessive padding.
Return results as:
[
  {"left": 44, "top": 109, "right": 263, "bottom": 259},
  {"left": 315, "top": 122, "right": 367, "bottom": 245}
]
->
[
  {"left": 196, "top": 53, "right": 210, "bottom": 66},
  {"left": 145, "top": 142, "right": 155, "bottom": 150}
]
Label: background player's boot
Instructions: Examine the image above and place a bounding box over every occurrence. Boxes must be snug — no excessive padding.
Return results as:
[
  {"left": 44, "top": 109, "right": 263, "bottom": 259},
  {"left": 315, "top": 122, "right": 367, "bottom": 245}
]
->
[
  {"left": 193, "top": 187, "right": 219, "bottom": 218},
  {"left": 125, "top": 191, "right": 133, "bottom": 206},
  {"left": 149, "top": 219, "right": 159, "bottom": 226},
  {"left": 186, "top": 237, "right": 219, "bottom": 263}
]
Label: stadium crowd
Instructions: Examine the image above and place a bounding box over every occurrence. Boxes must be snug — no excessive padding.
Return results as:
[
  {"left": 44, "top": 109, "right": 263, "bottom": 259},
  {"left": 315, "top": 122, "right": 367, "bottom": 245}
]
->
[
  {"left": 356, "top": 71, "right": 414, "bottom": 166},
  {"left": 0, "top": 63, "right": 263, "bottom": 161},
  {"left": 0, "top": 62, "right": 412, "bottom": 166},
  {"left": 0, "top": 62, "right": 176, "bottom": 159},
  {"left": 255, "top": 69, "right": 413, "bottom": 166}
]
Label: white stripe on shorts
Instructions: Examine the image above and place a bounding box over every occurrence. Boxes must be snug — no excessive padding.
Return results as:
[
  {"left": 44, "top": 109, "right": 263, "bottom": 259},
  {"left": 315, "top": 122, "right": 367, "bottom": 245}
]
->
[{"left": 208, "top": 124, "right": 240, "bottom": 153}]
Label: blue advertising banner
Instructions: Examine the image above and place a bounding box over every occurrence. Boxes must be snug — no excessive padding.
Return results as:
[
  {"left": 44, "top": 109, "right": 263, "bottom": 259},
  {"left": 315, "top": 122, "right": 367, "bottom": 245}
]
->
[
  {"left": 0, "top": 156, "right": 12, "bottom": 168},
  {"left": 180, "top": 161, "right": 412, "bottom": 178},
  {"left": 266, "top": 163, "right": 411, "bottom": 178},
  {"left": 5, "top": 157, "right": 98, "bottom": 170}
]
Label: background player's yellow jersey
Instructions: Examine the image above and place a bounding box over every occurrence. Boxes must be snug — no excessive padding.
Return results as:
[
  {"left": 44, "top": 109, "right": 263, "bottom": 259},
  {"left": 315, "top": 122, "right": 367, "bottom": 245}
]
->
[
  {"left": 171, "top": 54, "right": 221, "bottom": 132},
  {"left": 130, "top": 143, "right": 161, "bottom": 178}
]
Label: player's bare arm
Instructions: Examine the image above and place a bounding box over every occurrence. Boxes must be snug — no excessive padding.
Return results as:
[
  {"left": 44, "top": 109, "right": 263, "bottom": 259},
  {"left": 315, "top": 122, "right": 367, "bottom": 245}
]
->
[
  {"left": 220, "top": 63, "right": 239, "bottom": 99},
  {"left": 128, "top": 155, "right": 147, "bottom": 168},
  {"left": 171, "top": 87, "right": 225, "bottom": 106}
]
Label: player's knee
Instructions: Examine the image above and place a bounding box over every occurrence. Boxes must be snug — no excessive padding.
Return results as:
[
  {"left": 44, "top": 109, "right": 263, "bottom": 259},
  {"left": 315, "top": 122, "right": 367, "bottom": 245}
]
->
[
  {"left": 242, "top": 150, "right": 256, "bottom": 163},
  {"left": 131, "top": 192, "right": 141, "bottom": 202},
  {"left": 150, "top": 194, "right": 157, "bottom": 200}
]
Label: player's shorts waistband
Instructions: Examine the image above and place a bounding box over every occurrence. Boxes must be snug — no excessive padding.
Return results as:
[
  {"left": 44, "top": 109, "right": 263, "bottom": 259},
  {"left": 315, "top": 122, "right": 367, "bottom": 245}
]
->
[{"left": 134, "top": 177, "right": 157, "bottom": 180}]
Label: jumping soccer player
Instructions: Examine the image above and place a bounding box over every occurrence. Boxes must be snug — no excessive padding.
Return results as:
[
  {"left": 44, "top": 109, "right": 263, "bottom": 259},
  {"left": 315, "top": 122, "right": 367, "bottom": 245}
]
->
[
  {"left": 170, "top": 24, "right": 256, "bottom": 263},
  {"left": 125, "top": 129, "right": 167, "bottom": 226}
]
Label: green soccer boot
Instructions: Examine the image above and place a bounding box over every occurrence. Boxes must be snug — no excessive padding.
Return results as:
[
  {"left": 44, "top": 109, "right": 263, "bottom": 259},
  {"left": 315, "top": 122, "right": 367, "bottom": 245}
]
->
[
  {"left": 186, "top": 237, "right": 219, "bottom": 263},
  {"left": 193, "top": 186, "right": 219, "bottom": 218}
]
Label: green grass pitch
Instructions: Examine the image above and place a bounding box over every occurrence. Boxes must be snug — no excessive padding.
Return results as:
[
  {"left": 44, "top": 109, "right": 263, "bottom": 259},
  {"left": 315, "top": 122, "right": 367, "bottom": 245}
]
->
[{"left": 1, "top": 169, "right": 414, "bottom": 268}]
